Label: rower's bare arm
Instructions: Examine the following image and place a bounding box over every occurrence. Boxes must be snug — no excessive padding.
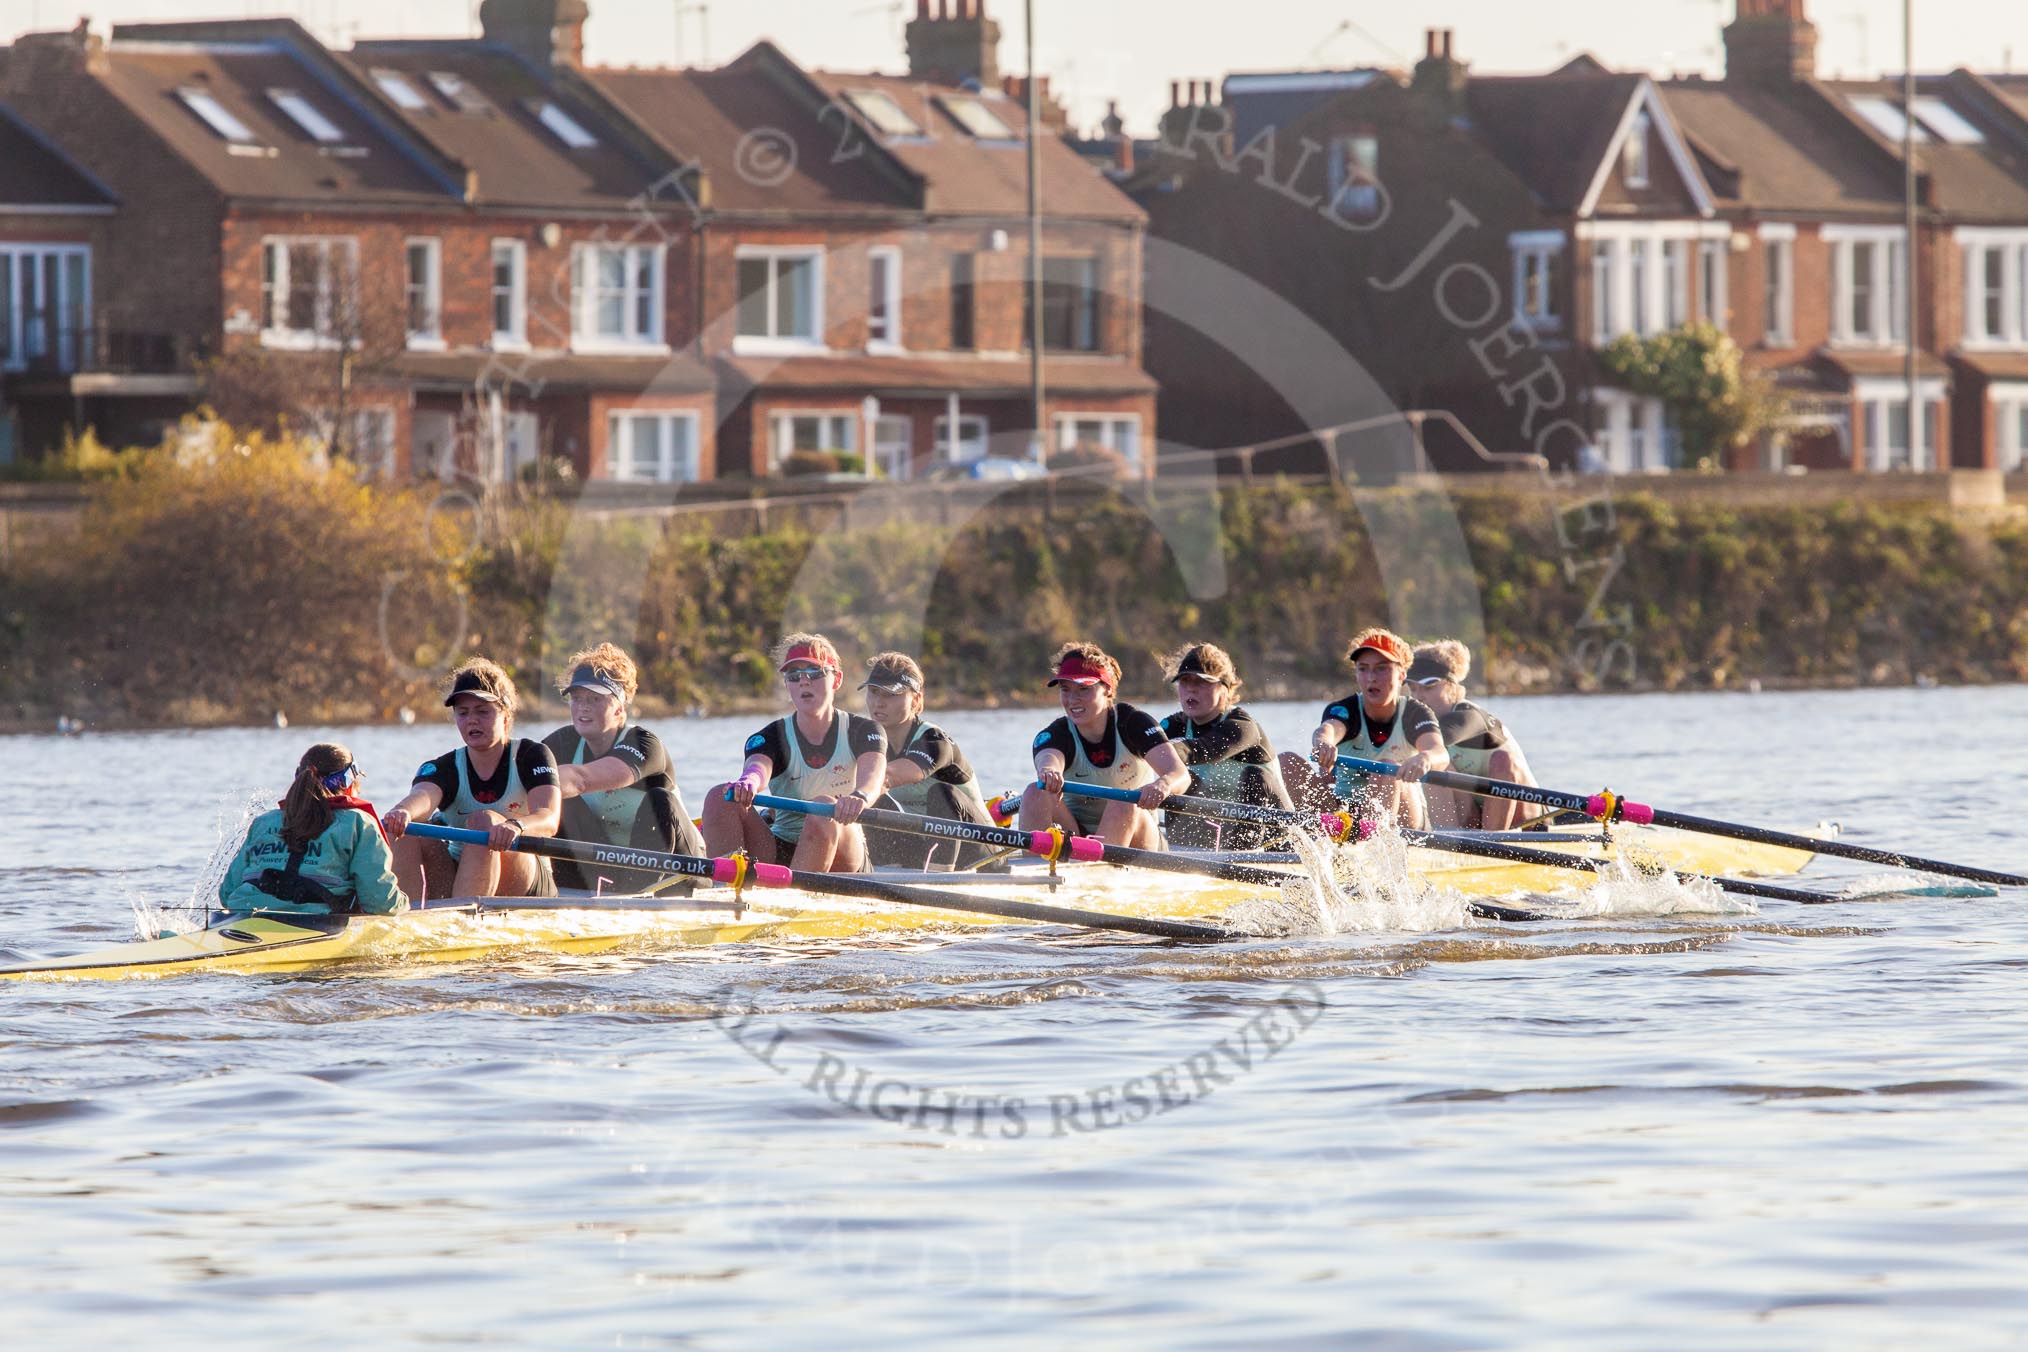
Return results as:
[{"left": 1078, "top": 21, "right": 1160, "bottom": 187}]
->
[
  {"left": 563, "top": 756, "right": 637, "bottom": 796},
  {"left": 520, "top": 784, "right": 563, "bottom": 836},
  {"left": 1033, "top": 747, "right": 1067, "bottom": 794},
  {"left": 1311, "top": 719, "right": 1348, "bottom": 769},
  {"left": 833, "top": 749, "right": 887, "bottom": 825},
  {"left": 382, "top": 783, "right": 444, "bottom": 839},
  {"left": 727, "top": 755, "right": 773, "bottom": 807},
  {"left": 1142, "top": 740, "right": 1193, "bottom": 807},
  {"left": 1398, "top": 731, "right": 1450, "bottom": 782}
]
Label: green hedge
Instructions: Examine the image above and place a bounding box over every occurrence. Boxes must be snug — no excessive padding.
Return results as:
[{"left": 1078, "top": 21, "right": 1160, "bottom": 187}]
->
[{"left": 6, "top": 460, "right": 2026, "bottom": 728}]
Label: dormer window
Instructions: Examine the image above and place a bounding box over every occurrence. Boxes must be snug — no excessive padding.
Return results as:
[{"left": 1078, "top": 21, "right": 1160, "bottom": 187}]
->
[
  {"left": 846, "top": 90, "right": 922, "bottom": 137},
  {"left": 428, "top": 71, "right": 492, "bottom": 115},
  {"left": 268, "top": 89, "right": 344, "bottom": 144},
  {"left": 1622, "top": 109, "right": 1650, "bottom": 189},
  {"left": 1327, "top": 135, "right": 1380, "bottom": 219},
  {"left": 177, "top": 87, "right": 256, "bottom": 144},
  {"left": 937, "top": 95, "right": 1016, "bottom": 140},
  {"left": 530, "top": 100, "right": 598, "bottom": 149},
  {"left": 1912, "top": 96, "right": 1984, "bottom": 144},
  {"left": 371, "top": 69, "right": 430, "bottom": 111},
  {"left": 1848, "top": 96, "right": 1929, "bottom": 144}
]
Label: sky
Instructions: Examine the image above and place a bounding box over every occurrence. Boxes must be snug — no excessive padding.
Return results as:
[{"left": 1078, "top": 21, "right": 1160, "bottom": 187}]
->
[{"left": 11, "top": 0, "right": 2028, "bottom": 135}]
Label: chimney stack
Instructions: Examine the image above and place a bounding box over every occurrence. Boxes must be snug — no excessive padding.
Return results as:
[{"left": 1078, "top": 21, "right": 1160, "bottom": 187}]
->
[
  {"left": 1723, "top": 0, "right": 1818, "bottom": 84},
  {"left": 1412, "top": 26, "right": 1468, "bottom": 121},
  {"left": 478, "top": 0, "right": 589, "bottom": 68},
  {"left": 906, "top": 0, "right": 1002, "bottom": 87}
]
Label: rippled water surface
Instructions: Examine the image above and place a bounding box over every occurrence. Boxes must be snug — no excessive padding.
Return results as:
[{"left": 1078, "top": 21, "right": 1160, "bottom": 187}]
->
[{"left": 5, "top": 687, "right": 2028, "bottom": 1347}]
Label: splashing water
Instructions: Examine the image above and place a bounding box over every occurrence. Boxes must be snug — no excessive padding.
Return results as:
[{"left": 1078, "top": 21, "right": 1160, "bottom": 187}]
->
[
  {"left": 1835, "top": 872, "right": 1997, "bottom": 901},
  {"left": 130, "top": 789, "right": 270, "bottom": 938}
]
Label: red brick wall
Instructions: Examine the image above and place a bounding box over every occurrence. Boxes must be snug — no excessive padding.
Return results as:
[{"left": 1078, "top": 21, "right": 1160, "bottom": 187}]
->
[{"left": 1, "top": 44, "right": 225, "bottom": 346}]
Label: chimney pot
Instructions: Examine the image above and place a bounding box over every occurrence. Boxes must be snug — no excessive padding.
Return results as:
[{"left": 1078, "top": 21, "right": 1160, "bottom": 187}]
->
[
  {"left": 917, "top": 0, "right": 930, "bottom": 18},
  {"left": 1170, "top": 79, "right": 1181, "bottom": 107},
  {"left": 1442, "top": 30, "right": 1453, "bottom": 58},
  {"left": 1426, "top": 28, "right": 1439, "bottom": 59}
]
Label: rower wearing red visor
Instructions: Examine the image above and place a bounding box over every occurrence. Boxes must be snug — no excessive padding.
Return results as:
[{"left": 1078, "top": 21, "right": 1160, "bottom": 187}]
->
[{"left": 1019, "top": 641, "right": 1192, "bottom": 849}]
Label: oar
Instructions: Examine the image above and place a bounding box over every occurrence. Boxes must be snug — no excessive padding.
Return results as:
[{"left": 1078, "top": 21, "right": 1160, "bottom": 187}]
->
[
  {"left": 402, "top": 822, "right": 1227, "bottom": 941},
  {"left": 1048, "top": 784, "right": 1547, "bottom": 922},
  {"left": 1334, "top": 754, "right": 2027, "bottom": 888},
  {"left": 1065, "top": 783, "right": 1829, "bottom": 907}
]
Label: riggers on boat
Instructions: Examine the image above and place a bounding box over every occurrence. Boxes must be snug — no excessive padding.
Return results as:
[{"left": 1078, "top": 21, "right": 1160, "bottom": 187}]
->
[{"left": 0, "top": 819, "right": 1826, "bottom": 982}]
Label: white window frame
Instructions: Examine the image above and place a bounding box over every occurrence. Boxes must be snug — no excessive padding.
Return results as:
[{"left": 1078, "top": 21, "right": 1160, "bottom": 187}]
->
[
  {"left": 371, "top": 68, "right": 430, "bottom": 111},
  {"left": 1509, "top": 231, "right": 1565, "bottom": 335},
  {"left": 1993, "top": 382, "right": 2028, "bottom": 472},
  {"left": 867, "top": 245, "right": 903, "bottom": 351},
  {"left": 1622, "top": 109, "right": 1650, "bottom": 189},
  {"left": 1578, "top": 221, "right": 1732, "bottom": 343},
  {"left": 1760, "top": 223, "right": 1795, "bottom": 346},
  {"left": 606, "top": 410, "right": 701, "bottom": 482},
  {"left": 769, "top": 410, "right": 860, "bottom": 470},
  {"left": 1054, "top": 413, "right": 1142, "bottom": 473},
  {"left": 572, "top": 241, "right": 665, "bottom": 351},
  {"left": 1826, "top": 224, "right": 1908, "bottom": 348},
  {"left": 533, "top": 100, "right": 598, "bottom": 150},
  {"left": 177, "top": 87, "right": 256, "bottom": 144},
  {"left": 1327, "top": 134, "right": 1381, "bottom": 220},
  {"left": 846, "top": 89, "right": 923, "bottom": 137},
  {"left": 404, "top": 237, "right": 443, "bottom": 349},
  {"left": 0, "top": 244, "right": 91, "bottom": 374},
  {"left": 260, "top": 236, "right": 359, "bottom": 349},
  {"left": 1697, "top": 237, "right": 1727, "bottom": 328},
  {"left": 1854, "top": 376, "right": 1945, "bottom": 471},
  {"left": 1661, "top": 238, "right": 1689, "bottom": 330},
  {"left": 1590, "top": 389, "right": 1671, "bottom": 473},
  {"left": 734, "top": 246, "right": 826, "bottom": 355},
  {"left": 267, "top": 88, "right": 344, "bottom": 144},
  {"left": 1957, "top": 228, "right": 2028, "bottom": 349},
  {"left": 934, "top": 414, "right": 991, "bottom": 463},
  {"left": 490, "top": 239, "right": 528, "bottom": 350},
  {"left": 937, "top": 95, "right": 1017, "bottom": 140},
  {"left": 873, "top": 414, "right": 913, "bottom": 479}
]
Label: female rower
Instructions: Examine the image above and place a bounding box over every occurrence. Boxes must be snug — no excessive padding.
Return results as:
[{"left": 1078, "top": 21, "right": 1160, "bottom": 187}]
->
[
  {"left": 1021, "top": 641, "right": 1191, "bottom": 849},
  {"left": 1279, "top": 627, "right": 1447, "bottom": 828},
  {"left": 1408, "top": 640, "right": 1537, "bottom": 830},
  {"left": 541, "top": 642, "right": 706, "bottom": 892},
  {"left": 218, "top": 743, "right": 407, "bottom": 914},
  {"left": 1156, "top": 642, "right": 1293, "bottom": 850},
  {"left": 858, "top": 651, "right": 995, "bottom": 868},
  {"left": 701, "top": 633, "right": 886, "bottom": 871},
  {"left": 382, "top": 658, "right": 562, "bottom": 900}
]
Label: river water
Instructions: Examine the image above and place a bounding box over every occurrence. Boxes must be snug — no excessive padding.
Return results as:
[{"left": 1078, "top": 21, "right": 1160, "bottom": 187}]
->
[{"left": 4, "top": 687, "right": 2027, "bottom": 1347}]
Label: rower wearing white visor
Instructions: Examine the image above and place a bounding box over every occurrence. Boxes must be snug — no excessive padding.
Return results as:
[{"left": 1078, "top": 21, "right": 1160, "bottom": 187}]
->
[
  {"left": 1407, "top": 640, "right": 1538, "bottom": 830},
  {"left": 541, "top": 642, "right": 706, "bottom": 892},
  {"left": 857, "top": 651, "right": 997, "bottom": 868}
]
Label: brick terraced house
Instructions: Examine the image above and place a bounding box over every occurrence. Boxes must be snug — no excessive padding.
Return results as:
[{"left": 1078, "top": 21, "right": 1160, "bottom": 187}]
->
[
  {"left": 0, "top": 0, "right": 1156, "bottom": 483},
  {"left": 1138, "top": 0, "right": 2028, "bottom": 473}
]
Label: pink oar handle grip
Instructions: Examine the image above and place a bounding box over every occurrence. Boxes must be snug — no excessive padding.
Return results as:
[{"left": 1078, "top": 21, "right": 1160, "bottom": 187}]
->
[
  {"left": 1320, "top": 813, "right": 1375, "bottom": 842},
  {"left": 1584, "top": 795, "right": 1655, "bottom": 824},
  {"left": 710, "top": 858, "right": 794, "bottom": 886},
  {"left": 1022, "top": 832, "right": 1106, "bottom": 862}
]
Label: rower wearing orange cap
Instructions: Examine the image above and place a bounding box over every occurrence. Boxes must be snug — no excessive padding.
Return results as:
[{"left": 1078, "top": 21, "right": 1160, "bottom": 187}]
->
[
  {"left": 1279, "top": 627, "right": 1448, "bottom": 828},
  {"left": 1020, "top": 641, "right": 1192, "bottom": 849},
  {"left": 701, "top": 632, "right": 887, "bottom": 871}
]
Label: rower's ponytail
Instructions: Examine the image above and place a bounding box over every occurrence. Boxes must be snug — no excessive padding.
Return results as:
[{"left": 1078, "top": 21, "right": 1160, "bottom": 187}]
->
[{"left": 281, "top": 742, "right": 355, "bottom": 850}]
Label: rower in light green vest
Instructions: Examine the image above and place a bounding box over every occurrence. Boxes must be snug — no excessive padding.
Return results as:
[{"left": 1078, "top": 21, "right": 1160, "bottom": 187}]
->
[
  {"left": 857, "top": 652, "right": 995, "bottom": 867},
  {"left": 1154, "top": 642, "right": 1293, "bottom": 850}
]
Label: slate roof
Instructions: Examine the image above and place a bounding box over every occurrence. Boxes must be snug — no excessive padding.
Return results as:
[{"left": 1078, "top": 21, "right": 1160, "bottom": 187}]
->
[{"left": 1465, "top": 72, "right": 1644, "bottom": 212}]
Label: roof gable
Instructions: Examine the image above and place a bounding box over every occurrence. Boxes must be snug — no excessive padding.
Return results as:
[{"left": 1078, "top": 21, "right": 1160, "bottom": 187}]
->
[
  {"left": 1467, "top": 73, "right": 1711, "bottom": 218},
  {"left": 0, "top": 100, "right": 118, "bottom": 210},
  {"left": 1579, "top": 79, "right": 1714, "bottom": 217}
]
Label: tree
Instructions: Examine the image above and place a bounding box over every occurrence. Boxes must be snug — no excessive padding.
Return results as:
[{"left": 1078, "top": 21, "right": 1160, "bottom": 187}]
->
[{"left": 1597, "top": 322, "right": 1791, "bottom": 470}]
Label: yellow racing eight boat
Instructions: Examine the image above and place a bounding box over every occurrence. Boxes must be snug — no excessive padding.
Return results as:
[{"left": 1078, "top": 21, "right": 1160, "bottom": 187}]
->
[{"left": 0, "top": 819, "right": 1828, "bottom": 982}]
